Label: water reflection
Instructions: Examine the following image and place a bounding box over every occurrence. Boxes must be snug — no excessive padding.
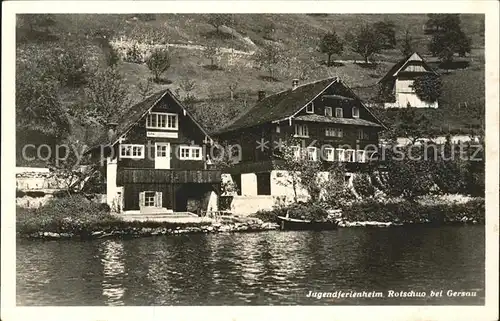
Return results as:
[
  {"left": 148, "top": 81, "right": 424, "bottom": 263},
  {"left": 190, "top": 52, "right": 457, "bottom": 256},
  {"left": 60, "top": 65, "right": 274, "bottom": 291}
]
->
[
  {"left": 17, "top": 226, "right": 485, "bottom": 305},
  {"left": 99, "top": 240, "right": 126, "bottom": 306}
]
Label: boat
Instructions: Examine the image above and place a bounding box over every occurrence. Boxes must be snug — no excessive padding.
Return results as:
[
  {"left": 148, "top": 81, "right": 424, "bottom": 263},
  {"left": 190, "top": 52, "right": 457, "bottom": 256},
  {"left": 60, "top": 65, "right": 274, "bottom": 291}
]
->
[{"left": 277, "top": 212, "right": 338, "bottom": 231}]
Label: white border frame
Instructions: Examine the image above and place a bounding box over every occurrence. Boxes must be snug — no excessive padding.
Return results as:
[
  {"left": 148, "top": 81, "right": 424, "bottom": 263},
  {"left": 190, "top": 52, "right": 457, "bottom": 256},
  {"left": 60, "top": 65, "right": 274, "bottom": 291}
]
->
[{"left": 2, "top": 2, "right": 498, "bottom": 321}]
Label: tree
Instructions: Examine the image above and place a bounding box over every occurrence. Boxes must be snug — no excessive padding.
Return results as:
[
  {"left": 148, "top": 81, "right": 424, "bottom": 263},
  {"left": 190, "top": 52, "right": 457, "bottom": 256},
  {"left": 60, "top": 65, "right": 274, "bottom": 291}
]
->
[
  {"left": 378, "top": 142, "right": 436, "bottom": 200},
  {"left": 179, "top": 77, "right": 197, "bottom": 107},
  {"left": 373, "top": 20, "right": 396, "bottom": 49},
  {"left": 400, "top": 28, "right": 414, "bottom": 56},
  {"left": 146, "top": 48, "right": 171, "bottom": 82},
  {"left": 274, "top": 139, "right": 351, "bottom": 205},
  {"left": 207, "top": 14, "right": 233, "bottom": 33},
  {"left": 83, "top": 67, "right": 131, "bottom": 125},
  {"left": 255, "top": 44, "right": 285, "bottom": 80},
  {"left": 16, "top": 60, "right": 70, "bottom": 140},
  {"left": 412, "top": 74, "right": 442, "bottom": 103},
  {"left": 203, "top": 41, "right": 221, "bottom": 68},
  {"left": 54, "top": 46, "right": 92, "bottom": 87},
  {"left": 396, "top": 108, "right": 436, "bottom": 144},
  {"left": 426, "top": 14, "right": 471, "bottom": 63},
  {"left": 319, "top": 31, "right": 343, "bottom": 66},
  {"left": 352, "top": 173, "right": 376, "bottom": 198},
  {"left": 345, "top": 24, "right": 384, "bottom": 63}
]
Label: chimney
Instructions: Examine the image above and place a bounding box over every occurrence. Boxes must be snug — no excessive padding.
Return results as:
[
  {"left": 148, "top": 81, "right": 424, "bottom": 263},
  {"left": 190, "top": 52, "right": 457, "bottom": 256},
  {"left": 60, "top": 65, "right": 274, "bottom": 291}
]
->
[
  {"left": 107, "top": 122, "right": 118, "bottom": 142},
  {"left": 292, "top": 79, "right": 299, "bottom": 90},
  {"left": 258, "top": 90, "right": 266, "bottom": 102}
]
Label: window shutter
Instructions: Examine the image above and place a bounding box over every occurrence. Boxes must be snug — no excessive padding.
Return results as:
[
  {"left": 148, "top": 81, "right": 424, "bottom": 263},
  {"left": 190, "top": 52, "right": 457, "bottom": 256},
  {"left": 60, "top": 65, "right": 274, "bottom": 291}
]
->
[
  {"left": 156, "top": 192, "right": 163, "bottom": 208},
  {"left": 139, "top": 192, "right": 145, "bottom": 207}
]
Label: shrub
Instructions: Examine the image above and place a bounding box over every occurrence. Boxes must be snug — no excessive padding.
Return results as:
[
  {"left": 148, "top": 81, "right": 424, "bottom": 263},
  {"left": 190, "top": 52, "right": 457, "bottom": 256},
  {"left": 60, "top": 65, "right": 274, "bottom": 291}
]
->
[
  {"left": 341, "top": 198, "right": 484, "bottom": 224},
  {"left": 16, "top": 195, "right": 117, "bottom": 235},
  {"left": 252, "top": 202, "right": 330, "bottom": 222}
]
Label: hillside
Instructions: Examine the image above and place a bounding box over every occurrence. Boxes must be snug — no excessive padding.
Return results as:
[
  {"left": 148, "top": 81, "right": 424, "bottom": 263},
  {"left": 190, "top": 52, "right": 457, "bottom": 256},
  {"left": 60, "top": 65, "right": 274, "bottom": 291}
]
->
[{"left": 16, "top": 13, "right": 485, "bottom": 144}]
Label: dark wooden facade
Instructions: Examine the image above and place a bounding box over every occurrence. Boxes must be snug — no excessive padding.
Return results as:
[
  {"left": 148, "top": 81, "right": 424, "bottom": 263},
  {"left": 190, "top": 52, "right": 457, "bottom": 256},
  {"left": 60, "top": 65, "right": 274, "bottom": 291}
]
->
[
  {"left": 93, "top": 90, "right": 221, "bottom": 212},
  {"left": 216, "top": 79, "right": 384, "bottom": 173}
]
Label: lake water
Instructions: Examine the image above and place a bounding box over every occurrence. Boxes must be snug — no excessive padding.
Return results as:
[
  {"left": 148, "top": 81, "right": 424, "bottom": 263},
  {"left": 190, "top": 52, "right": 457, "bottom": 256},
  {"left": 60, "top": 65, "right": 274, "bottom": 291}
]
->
[{"left": 17, "top": 225, "right": 484, "bottom": 305}]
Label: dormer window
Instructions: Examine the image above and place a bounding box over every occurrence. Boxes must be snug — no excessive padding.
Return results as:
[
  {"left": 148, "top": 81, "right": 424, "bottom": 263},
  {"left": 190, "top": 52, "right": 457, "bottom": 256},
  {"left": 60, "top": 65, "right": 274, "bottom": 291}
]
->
[
  {"left": 335, "top": 108, "right": 343, "bottom": 118},
  {"left": 352, "top": 107, "right": 360, "bottom": 118},
  {"left": 324, "top": 106, "right": 333, "bottom": 117},
  {"left": 306, "top": 103, "right": 314, "bottom": 114}
]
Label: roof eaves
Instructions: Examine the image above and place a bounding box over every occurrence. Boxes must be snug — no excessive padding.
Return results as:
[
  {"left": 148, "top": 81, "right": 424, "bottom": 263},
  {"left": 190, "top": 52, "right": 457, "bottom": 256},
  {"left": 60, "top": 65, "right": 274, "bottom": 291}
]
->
[{"left": 337, "top": 78, "right": 388, "bottom": 130}]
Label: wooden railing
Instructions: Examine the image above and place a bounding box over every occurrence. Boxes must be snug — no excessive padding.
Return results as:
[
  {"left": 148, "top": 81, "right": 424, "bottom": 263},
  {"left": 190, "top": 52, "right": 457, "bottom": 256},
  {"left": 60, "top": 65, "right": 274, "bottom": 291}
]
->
[{"left": 117, "top": 168, "right": 222, "bottom": 184}]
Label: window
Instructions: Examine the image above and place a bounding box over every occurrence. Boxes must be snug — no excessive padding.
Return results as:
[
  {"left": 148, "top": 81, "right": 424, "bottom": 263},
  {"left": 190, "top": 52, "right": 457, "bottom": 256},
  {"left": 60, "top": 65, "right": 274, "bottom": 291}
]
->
[
  {"left": 156, "top": 144, "right": 168, "bottom": 157},
  {"left": 140, "top": 191, "right": 162, "bottom": 208},
  {"left": 144, "top": 191, "right": 156, "bottom": 207},
  {"left": 276, "top": 125, "right": 281, "bottom": 133},
  {"left": 352, "top": 107, "right": 360, "bottom": 118},
  {"left": 324, "top": 106, "right": 333, "bottom": 117},
  {"left": 179, "top": 146, "right": 203, "bottom": 160},
  {"left": 306, "top": 102, "right": 314, "bottom": 113},
  {"left": 325, "top": 128, "right": 343, "bottom": 137},
  {"left": 146, "top": 112, "right": 178, "bottom": 130},
  {"left": 325, "top": 128, "right": 335, "bottom": 137},
  {"left": 357, "top": 129, "right": 370, "bottom": 140},
  {"left": 335, "top": 108, "right": 343, "bottom": 118},
  {"left": 120, "top": 144, "right": 145, "bottom": 159},
  {"left": 291, "top": 146, "right": 301, "bottom": 160},
  {"left": 334, "top": 148, "right": 345, "bottom": 161},
  {"left": 345, "top": 149, "right": 355, "bottom": 162},
  {"left": 294, "top": 124, "right": 309, "bottom": 137},
  {"left": 307, "top": 147, "right": 317, "bottom": 161},
  {"left": 324, "top": 147, "right": 335, "bottom": 161},
  {"left": 356, "top": 150, "right": 367, "bottom": 163}
]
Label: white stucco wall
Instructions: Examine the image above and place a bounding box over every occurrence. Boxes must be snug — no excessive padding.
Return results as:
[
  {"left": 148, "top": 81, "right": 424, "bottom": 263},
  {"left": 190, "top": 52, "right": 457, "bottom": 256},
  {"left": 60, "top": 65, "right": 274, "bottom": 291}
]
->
[
  {"left": 385, "top": 79, "right": 438, "bottom": 108},
  {"left": 106, "top": 157, "right": 120, "bottom": 210}
]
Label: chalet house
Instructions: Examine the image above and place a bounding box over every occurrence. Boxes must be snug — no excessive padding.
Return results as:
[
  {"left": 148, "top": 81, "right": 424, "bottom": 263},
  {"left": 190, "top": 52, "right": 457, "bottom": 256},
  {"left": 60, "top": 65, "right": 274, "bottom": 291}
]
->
[
  {"left": 214, "top": 77, "right": 385, "bottom": 213},
  {"left": 379, "top": 52, "right": 439, "bottom": 108},
  {"left": 86, "top": 89, "right": 221, "bottom": 215}
]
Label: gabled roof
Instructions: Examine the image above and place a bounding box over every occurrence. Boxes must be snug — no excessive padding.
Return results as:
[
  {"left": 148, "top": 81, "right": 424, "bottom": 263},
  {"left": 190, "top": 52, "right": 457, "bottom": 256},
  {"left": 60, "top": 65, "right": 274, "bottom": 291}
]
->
[
  {"left": 215, "top": 77, "right": 386, "bottom": 134},
  {"left": 378, "top": 52, "right": 437, "bottom": 84},
  {"left": 215, "top": 78, "right": 343, "bottom": 134},
  {"left": 85, "top": 89, "right": 211, "bottom": 153}
]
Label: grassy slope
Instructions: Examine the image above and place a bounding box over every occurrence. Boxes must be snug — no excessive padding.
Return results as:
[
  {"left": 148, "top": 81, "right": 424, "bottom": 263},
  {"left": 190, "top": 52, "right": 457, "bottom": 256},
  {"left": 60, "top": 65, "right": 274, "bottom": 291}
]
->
[{"left": 17, "top": 13, "right": 485, "bottom": 140}]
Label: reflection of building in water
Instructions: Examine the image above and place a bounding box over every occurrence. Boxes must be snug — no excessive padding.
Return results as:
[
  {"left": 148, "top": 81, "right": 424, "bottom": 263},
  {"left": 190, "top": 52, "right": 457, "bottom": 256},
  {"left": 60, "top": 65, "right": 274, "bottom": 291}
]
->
[{"left": 100, "top": 240, "right": 126, "bottom": 305}]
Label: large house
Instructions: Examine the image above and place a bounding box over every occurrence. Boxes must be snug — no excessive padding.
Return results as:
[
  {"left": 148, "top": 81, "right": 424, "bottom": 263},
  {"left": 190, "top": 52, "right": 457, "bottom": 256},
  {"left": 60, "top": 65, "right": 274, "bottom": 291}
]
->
[
  {"left": 214, "top": 77, "right": 386, "bottom": 213},
  {"left": 379, "top": 52, "right": 439, "bottom": 108},
  {"left": 86, "top": 89, "right": 221, "bottom": 214}
]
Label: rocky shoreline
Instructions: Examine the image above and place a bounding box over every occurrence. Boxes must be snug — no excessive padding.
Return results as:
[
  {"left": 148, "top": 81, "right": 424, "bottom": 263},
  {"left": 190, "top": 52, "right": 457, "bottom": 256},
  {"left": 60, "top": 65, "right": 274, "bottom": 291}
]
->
[
  {"left": 21, "top": 220, "right": 281, "bottom": 240},
  {"left": 21, "top": 217, "right": 483, "bottom": 240}
]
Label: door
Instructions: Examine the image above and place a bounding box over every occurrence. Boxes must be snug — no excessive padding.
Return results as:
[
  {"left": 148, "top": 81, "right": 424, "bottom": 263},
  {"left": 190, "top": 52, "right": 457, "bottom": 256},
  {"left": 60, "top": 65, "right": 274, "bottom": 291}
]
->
[{"left": 155, "top": 142, "right": 170, "bottom": 169}]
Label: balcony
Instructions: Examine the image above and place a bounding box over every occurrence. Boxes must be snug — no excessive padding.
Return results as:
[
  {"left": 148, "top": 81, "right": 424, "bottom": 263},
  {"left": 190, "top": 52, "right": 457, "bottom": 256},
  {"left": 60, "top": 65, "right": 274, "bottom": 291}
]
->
[{"left": 117, "top": 168, "right": 222, "bottom": 184}]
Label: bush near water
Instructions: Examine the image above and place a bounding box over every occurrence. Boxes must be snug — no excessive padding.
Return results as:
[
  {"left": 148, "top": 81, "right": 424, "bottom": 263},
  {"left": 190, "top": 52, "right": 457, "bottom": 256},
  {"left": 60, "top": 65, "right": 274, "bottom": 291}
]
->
[
  {"left": 16, "top": 195, "right": 212, "bottom": 238},
  {"left": 253, "top": 197, "right": 485, "bottom": 225}
]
